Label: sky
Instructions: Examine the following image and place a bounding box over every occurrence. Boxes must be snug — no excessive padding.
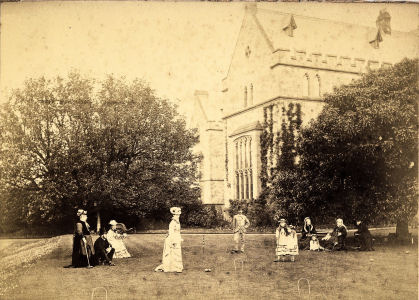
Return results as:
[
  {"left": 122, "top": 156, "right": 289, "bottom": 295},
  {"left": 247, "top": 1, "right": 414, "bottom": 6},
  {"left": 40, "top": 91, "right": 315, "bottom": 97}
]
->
[{"left": 1, "top": 1, "right": 418, "bottom": 117}]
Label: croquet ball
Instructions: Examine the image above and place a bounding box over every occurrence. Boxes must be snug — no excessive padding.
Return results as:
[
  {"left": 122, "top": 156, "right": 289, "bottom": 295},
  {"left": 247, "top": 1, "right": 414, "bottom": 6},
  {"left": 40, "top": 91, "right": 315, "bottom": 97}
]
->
[
  {"left": 405, "top": 251, "right": 410, "bottom": 254},
  {"left": 369, "top": 259, "right": 374, "bottom": 262},
  {"left": 204, "top": 269, "right": 212, "bottom": 272}
]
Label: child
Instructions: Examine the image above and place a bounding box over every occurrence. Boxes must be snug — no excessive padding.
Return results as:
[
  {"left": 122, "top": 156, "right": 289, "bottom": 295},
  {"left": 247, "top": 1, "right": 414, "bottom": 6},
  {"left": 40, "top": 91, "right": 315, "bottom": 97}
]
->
[
  {"left": 309, "top": 234, "right": 325, "bottom": 251},
  {"left": 275, "top": 218, "right": 299, "bottom": 262}
]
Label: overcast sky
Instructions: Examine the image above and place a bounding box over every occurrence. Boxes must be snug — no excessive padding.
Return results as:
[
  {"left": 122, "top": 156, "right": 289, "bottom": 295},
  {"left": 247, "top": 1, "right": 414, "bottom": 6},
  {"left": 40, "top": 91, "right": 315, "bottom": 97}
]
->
[{"left": 1, "top": 2, "right": 417, "bottom": 116}]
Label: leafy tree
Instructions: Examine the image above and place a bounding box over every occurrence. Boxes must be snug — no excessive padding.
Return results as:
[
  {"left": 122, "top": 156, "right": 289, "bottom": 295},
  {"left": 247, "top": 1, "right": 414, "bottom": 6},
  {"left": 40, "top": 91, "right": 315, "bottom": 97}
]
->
[
  {"left": 291, "top": 58, "right": 418, "bottom": 238},
  {"left": 0, "top": 73, "right": 201, "bottom": 233}
]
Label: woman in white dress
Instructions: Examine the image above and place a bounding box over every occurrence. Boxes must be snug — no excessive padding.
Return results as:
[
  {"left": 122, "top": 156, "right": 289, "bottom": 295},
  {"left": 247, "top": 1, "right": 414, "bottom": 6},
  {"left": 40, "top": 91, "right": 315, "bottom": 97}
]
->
[
  {"left": 275, "top": 218, "right": 299, "bottom": 262},
  {"left": 154, "top": 207, "right": 183, "bottom": 273},
  {"left": 107, "top": 220, "right": 131, "bottom": 258}
]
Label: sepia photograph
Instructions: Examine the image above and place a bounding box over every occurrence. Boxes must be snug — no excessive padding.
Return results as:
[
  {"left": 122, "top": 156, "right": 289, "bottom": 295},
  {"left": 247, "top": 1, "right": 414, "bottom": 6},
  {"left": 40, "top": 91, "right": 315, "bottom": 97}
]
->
[{"left": 0, "top": 1, "right": 418, "bottom": 299}]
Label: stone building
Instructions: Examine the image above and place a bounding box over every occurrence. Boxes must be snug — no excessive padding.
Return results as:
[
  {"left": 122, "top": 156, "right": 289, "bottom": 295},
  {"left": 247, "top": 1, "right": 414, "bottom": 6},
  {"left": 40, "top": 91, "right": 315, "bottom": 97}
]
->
[{"left": 192, "top": 4, "right": 418, "bottom": 213}]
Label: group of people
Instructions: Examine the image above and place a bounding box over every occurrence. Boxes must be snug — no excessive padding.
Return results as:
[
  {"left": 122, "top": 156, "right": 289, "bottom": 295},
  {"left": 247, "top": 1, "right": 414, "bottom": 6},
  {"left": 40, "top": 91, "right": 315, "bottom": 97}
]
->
[
  {"left": 232, "top": 209, "right": 374, "bottom": 262},
  {"left": 67, "top": 209, "right": 131, "bottom": 268},
  {"left": 66, "top": 206, "right": 374, "bottom": 272}
]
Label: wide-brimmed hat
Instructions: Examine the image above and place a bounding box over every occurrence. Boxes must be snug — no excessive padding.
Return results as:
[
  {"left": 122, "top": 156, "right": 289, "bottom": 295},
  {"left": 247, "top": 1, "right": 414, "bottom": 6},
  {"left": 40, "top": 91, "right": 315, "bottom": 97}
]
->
[
  {"left": 77, "top": 209, "right": 87, "bottom": 217},
  {"left": 109, "top": 220, "right": 118, "bottom": 226},
  {"left": 170, "top": 207, "right": 181, "bottom": 215},
  {"left": 279, "top": 218, "right": 287, "bottom": 223}
]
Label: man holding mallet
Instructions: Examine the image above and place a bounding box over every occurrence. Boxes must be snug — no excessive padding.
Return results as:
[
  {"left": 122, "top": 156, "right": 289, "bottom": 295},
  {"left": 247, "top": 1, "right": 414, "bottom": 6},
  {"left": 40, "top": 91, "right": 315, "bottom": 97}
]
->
[{"left": 232, "top": 208, "right": 250, "bottom": 253}]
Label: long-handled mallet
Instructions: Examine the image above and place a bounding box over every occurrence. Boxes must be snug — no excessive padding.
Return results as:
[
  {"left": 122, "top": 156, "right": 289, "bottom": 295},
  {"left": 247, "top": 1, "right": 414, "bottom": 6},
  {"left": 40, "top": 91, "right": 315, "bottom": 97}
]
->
[
  {"left": 202, "top": 235, "right": 211, "bottom": 272},
  {"left": 83, "top": 238, "right": 94, "bottom": 268}
]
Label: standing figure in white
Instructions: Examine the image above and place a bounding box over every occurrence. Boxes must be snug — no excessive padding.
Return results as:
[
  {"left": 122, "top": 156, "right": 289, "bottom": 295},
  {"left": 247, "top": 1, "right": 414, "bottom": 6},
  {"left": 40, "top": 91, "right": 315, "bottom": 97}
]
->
[
  {"left": 232, "top": 208, "right": 250, "bottom": 253},
  {"left": 155, "top": 207, "right": 183, "bottom": 273}
]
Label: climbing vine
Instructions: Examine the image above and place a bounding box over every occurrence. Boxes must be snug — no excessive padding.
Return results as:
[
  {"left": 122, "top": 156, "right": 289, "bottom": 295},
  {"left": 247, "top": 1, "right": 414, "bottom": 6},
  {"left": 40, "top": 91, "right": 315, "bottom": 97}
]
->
[
  {"left": 260, "top": 107, "right": 269, "bottom": 188},
  {"left": 260, "top": 102, "right": 303, "bottom": 185}
]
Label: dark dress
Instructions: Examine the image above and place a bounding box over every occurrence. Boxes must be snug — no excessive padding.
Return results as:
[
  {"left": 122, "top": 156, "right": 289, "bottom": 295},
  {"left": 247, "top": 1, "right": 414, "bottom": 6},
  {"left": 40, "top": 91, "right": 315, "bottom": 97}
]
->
[
  {"left": 321, "top": 225, "right": 347, "bottom": 251},
  {"left": 93, "top": 237, "right": 115, "bottom": 265},
  {"left": 299, "top": 225, "right": 317, "bottom": 250},
  {"left": 355, "top": 222, "right": 374, "bottom": 251},
  {"left": 71, "top": 221, "right": 95, "bottom": 267}
]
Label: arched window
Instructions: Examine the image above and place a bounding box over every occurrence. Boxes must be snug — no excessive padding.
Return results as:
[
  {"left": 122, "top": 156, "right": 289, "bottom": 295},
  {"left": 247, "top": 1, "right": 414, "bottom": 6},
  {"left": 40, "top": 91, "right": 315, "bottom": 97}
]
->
[
  {"left": 303, "top": 74, "right": 310, "bottom": 97},
  {"left": 244, "top": 86, "right": 248, "bottom": 108},
  {"left": 234, "top": 136, "right": 253, "bottom": 200},
  {"left": 313, "top": 74, "right": 321, "bottom": 97}
]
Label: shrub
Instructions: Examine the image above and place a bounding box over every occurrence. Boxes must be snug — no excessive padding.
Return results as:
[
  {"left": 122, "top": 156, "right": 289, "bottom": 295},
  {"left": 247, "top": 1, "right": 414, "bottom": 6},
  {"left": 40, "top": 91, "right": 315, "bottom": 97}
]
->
[{"left": 183, "top": 204, "right": 228, "bottom": 228}]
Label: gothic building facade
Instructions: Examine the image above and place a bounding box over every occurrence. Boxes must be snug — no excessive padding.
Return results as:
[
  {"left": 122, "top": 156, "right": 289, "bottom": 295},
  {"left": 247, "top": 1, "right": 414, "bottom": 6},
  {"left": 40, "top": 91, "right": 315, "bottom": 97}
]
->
[{"left": 191, "top": 4, "right": 418, "bottom": 213}]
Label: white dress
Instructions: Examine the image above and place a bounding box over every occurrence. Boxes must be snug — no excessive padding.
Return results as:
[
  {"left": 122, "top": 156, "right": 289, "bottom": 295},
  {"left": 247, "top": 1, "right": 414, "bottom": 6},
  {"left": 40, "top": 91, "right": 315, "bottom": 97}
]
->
[
  {"left": 107, "top": 229, "right": 131, "bottom": 258},
  {"left": 155, "top": 218, "right": 183, "bottom": 272},
  {"left": 276, "top": 227, "right": 299, "bottom": 256}
]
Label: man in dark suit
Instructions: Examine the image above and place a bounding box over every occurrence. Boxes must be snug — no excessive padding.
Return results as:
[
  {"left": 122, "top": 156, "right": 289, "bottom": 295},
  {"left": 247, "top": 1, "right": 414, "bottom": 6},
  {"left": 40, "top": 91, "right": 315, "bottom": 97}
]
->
[{"left": 93, "top": 227, "right": 115, "bottom": 266}]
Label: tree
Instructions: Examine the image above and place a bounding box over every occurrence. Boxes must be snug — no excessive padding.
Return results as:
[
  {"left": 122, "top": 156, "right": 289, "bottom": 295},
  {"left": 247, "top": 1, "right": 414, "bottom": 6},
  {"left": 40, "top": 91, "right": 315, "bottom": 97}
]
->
[
  {"left": 292, "top": 58, "right": 418, "bottom": 238},
  {"left": 0, "top": 73, "right": 201, "bottom": 233}
]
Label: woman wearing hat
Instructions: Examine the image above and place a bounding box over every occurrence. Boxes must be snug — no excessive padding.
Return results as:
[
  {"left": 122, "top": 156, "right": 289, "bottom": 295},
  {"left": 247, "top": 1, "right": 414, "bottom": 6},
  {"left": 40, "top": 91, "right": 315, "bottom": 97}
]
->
[
  {"left": 70, "top": 209, "right": 95, "bottom": 268},
  {"left": 321, "top": 218, "right": 348, "bottom": 251},
  {"left": 107, "top": 220, "right": 131, "bottom": 258},
  {"left": 299, "top": 217, "right": 317, "bottom": 250},
  {"left": 275, "top": 218, "right": 299, "bottom": 262},
  {"left": 155, "top": 207, "right": 183, "bottom": 273}
]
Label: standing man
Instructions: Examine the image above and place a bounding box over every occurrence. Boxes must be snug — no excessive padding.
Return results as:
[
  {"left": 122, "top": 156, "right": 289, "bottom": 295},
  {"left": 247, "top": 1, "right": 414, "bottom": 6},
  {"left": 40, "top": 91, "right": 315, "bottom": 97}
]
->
[{"left": 232, "top": 208, "right": 250, "bottom": 253}]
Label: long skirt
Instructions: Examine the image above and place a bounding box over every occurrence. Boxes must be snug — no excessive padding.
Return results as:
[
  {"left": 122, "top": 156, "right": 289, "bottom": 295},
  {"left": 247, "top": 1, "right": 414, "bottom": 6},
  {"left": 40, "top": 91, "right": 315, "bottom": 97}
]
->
[
  {"left": 276, "top": 233, "right": 299, "bottom": 256},
  {"left": 111, "top": 239, "right": 131, "bottom": 258},
  {"left": 72, "top": 235, "right": 95, "bottom": 267},
  {"left": 155, "top": 237, "right": 183, "bottom": 272},
  {"left": 298, "top": 237, "right": 311, "bottom": 250}
]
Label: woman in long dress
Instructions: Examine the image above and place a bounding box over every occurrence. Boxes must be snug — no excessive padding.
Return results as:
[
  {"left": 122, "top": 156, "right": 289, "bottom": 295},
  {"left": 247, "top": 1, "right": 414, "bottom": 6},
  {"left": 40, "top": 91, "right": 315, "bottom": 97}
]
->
[
  {"left": 275, "top": 218, "right": 299, "bottom": 262},
  {"left": 155, "top": 207, "right": 183, "bottom": 273},
  {"left": 71, "top": 209, "right": 95, "bottom": 267},
  {"left": 107, "top": 220, "right": 131, "bottom": 258},
  {"left": 299, "top": 217, "right": 317, "bottom": 250},
  {"left": 321, "top": 218, "right": 348, "bottom": 251}
]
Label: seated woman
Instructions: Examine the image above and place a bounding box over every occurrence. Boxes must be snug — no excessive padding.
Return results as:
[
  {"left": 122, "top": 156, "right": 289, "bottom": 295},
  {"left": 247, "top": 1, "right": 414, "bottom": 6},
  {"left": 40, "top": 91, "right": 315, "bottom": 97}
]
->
[
  {"left": 299, "top": 217, "right": 317, "bottom": 250},
  {"left": 107, "top": 220, "right": 131, "bottom": 258},
  {"left": 321, "top": 218, "right": 347, "bottom": 251},
  {"left": 275, "top": 218, "right": 299, "bottom": 262},
  {"left": 354, "top": 220, "right": 374, "bottom": 251}
]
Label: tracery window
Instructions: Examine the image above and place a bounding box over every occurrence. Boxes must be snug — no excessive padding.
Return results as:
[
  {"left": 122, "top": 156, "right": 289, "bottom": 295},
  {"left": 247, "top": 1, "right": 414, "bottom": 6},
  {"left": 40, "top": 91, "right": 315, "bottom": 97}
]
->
[{"left": 234, "top": 136, "right": 253, "bottom": 200}]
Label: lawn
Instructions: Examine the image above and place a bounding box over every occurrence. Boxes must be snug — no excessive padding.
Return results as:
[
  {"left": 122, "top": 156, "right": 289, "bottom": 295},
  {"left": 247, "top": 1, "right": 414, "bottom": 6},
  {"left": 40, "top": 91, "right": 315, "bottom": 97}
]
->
[{"left": 0, "top": 230, "right": 417, "bottom": 300}]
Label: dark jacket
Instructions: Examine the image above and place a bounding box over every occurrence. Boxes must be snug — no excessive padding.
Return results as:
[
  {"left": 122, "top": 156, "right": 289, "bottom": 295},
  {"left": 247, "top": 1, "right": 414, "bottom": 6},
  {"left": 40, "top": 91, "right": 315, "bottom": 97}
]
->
[
  {"left": 71, "top": 221, "right": 95, "bottom": 267},
  {"left": 301, "top": 224, "right": 317, "bottom": 239},
  {"left": 94, "top": 237, "right": 113, "bottom": 264}
]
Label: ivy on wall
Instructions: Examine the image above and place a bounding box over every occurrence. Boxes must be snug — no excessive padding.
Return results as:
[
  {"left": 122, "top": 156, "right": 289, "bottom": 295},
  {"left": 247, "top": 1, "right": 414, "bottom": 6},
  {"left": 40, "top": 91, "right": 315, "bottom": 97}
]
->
[
  {"left": 260, "top": 102, "right": 302, "bottom": 185},
  {"left": 260, "top": 105, "right": 275, "bottom": 188}
]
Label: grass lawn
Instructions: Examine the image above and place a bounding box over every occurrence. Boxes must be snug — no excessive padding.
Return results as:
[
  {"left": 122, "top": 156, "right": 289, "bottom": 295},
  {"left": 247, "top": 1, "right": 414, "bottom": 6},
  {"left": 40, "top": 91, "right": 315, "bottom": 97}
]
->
[{"left": 1, "top": 231, "right": 417, "bottom": 300}]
